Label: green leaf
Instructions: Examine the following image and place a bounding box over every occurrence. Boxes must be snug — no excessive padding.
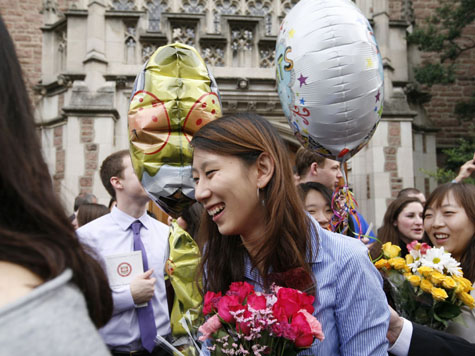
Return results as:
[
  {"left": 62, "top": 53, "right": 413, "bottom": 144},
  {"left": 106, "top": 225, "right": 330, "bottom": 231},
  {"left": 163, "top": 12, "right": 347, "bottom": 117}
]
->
[{"left": 434, "top": 301, "right": 462, "bottom": 320}]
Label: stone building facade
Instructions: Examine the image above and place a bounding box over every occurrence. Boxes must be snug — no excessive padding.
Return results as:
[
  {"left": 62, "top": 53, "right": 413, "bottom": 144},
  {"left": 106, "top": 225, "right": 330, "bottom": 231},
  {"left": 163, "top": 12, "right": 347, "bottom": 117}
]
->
[{"left": 2, "top": 0, "right": 472, "bottom": 227}]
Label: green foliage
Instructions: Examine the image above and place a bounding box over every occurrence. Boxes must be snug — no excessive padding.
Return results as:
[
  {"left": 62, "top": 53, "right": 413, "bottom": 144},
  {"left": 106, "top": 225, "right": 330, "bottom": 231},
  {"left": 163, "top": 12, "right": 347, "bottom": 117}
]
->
[
  {"left": 422, "top": 137, "right": 475, "bottom": 184},
  {"left": 414, "top": 63, "right": 455, "bottom": 86},
  {"left": 407, "top": 0, "right": 475, "bottom": 87},
  {"left": 454, "top": 91, "right": 475, "bottom": 121}
]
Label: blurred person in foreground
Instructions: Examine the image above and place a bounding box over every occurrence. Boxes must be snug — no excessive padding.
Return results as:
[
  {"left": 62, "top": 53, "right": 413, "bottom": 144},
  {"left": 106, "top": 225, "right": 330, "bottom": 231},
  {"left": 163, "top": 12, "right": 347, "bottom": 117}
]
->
[{"left": 0, "top": 15, "right": 112, "bottom": 355}]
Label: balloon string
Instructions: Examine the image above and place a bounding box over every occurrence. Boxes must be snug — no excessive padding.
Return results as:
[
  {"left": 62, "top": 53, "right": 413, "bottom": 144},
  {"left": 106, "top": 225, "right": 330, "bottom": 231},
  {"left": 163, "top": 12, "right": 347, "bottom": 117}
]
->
[{"left": 330, "top": 164, "right": 375, "bottom": 242}]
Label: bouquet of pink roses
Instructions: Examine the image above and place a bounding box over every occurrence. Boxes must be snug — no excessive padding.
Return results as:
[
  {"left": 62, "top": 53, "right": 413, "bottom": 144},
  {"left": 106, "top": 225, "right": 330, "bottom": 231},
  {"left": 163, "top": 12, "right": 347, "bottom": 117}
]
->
[{"left": 198, "top": 281, "right": 324, "bottom": 355}]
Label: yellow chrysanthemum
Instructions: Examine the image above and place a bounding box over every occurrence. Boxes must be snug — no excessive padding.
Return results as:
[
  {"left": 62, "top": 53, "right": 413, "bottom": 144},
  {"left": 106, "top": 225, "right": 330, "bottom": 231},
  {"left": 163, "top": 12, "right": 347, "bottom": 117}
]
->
[
  {"left": 388, "top": 257, "right": 406, "bottom": 270},
  {"left": 431, "top": 287, "right": 449, "bottom": 301},
  {"left": 420, "top": 278, "right": 434, "bottom": 293},
  {"left": 457, "top": 292, "right": 475, "bottom": 309},
  {"left": 405, "top": 254, "right": 414, "bottom": 265},
  {"left": 417, "top": 266, "right": 434, "bottom": 277},
  {"left": 382, "top": 242, "right": 401, "bottom": 259},
  {"left": 442, "top": 276, "right": 457, "bottom": 289},
  {"left": 407, "top": 274, "right": 421, "bottom": 287},
  {"left": 430, "top": 272, "right": 445, "bottom": 286},
  {"left": 375, "top": 259, "right": 390, "bottom": 270}
]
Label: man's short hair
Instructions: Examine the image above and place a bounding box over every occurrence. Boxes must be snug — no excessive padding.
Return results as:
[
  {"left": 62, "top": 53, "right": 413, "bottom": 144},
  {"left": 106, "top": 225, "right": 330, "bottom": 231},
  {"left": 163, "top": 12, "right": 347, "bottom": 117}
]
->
[
  {"left": 74, "top": 192, "right": 97, "bottom": 211},
  {"left": 397, "top": 187, "right": 422, "bottom": 198},
  {"left": 294, "top": 147, "right": 326, "bottom": 177},
  {"left": 100, "top": 150, "right": 130, "bottom": 199}
]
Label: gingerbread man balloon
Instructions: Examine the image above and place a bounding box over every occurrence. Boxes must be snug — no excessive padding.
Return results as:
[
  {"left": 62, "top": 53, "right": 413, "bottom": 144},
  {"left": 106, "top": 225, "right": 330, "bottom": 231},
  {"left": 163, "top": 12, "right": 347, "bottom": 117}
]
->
[{"left": 128, "top": 43, "right": 222, "bottom": 217}]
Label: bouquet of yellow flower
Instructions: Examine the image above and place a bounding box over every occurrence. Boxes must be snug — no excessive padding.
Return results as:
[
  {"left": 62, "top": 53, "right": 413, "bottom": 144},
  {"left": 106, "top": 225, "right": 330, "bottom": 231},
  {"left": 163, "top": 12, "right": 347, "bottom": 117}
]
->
[{"left": 375, "top": 241, "right": 475, "bottom": 330}]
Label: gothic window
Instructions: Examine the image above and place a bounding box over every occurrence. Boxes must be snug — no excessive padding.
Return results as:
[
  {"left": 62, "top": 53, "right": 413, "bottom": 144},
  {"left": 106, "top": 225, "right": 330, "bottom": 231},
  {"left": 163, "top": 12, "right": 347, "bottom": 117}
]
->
[
  {"left": 172, "top": 24, "right": 196, "bottom": 46},
  {"left": 231, "top": 27, "right": 253, "bottom": 52},
  {"left": 259, "top": 43, "right": 275, "bottom": 68},
  {"left": 230, "top": 25, "right": 254, "bottom": 67},
  {"left": 246, "top": 0, "right": 273, "bottom": 35},
  {"left": 57, "top": 29, "right": 67, "bottom": 72},
  {"left": 142, "top": 43, "right": 158, "bottom": 62},
  {"left": 182, "top": 0, "right": 207, "bottom": 14},
  {"left": 201, "top": 44, "right": 226, "bottom": 67},
  {"left": 145, "top": 0, "right": 169, "bottom": 32},
  {"left": 124, "top": 23, "right": 137, "bottom": 64},
  {"left": 214, "top": 0, "right": 240, "bottom": 33},
  {"left": 280, "top": 0, "right": 299, "bottom": 16},
  {"left": 110, "top": 0, "right": 135, "bottom": 11}
]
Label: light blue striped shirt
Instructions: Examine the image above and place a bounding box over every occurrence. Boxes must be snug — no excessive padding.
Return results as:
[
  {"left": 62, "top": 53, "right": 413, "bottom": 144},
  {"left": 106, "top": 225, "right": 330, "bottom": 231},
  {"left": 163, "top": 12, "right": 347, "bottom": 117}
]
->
[{"left": 243, "top": 217, "right": 389, "bottom": 355}]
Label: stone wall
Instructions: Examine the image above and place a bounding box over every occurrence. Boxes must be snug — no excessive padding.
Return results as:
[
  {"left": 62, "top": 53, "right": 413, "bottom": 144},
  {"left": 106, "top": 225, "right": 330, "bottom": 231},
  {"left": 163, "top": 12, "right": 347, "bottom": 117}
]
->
[
  {"left": 411, "top": 0, "right": 475, "bottom": 153},
  {"left": 1, "top": 0, "right": 43, "bottom": 97}
]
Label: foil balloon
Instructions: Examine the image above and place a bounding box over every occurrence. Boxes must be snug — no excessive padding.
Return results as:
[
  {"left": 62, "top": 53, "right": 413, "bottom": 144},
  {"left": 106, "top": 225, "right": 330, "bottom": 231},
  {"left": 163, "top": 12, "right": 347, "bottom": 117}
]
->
[
  {"left": 128, "top": 43, "right": 222, "bottom": 217},
  {"left": 276, "top": 0, "right": 384, "bottom": 161}
]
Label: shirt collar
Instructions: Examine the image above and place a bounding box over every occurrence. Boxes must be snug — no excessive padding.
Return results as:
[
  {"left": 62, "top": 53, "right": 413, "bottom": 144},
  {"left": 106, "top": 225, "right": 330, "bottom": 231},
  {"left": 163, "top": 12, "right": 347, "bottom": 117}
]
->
[
  {"left": 307, "top": 215, "right": 323, "bottom": 264},
  {"left": 111, "top": 206, "right": 151, "bottom": 231}
]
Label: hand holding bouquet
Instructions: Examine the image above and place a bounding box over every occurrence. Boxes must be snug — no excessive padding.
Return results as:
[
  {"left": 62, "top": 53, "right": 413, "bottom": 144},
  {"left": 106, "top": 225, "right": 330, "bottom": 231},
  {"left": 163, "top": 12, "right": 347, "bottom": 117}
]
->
[
  {"left": 375, "top": 241, "right": 474, "bottom": 330},
  {"left": 198, "top": 281, "right": 324, "bottom": 355}
]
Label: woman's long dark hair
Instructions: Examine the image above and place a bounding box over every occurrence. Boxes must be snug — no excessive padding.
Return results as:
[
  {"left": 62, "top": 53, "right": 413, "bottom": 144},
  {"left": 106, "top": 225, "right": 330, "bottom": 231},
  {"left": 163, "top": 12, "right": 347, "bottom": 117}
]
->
[
  {"left": 0, "top": 16, "right": 112, "bottom": 327},
  {"left": 370, "top": 196, "right": 427, "bottom": 260},
  {"left": 423, "top": 183, "right": 475, "bottom": 283},
  {"left": 191, "top": 113, "right": 315, "bottom": 294}
]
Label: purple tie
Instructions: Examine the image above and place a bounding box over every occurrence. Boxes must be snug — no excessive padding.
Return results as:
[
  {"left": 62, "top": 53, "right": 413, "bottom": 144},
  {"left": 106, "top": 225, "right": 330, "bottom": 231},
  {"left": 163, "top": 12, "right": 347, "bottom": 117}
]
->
[{"left": 131, "top": 220, "right": 157, "bottom": 353}]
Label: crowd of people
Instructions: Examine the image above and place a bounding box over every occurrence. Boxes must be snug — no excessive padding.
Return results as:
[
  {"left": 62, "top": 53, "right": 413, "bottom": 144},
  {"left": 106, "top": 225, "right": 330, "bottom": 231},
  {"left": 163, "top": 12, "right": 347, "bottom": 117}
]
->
[{"left": 1, "top": 13, "right": 475, "bottom": 356}]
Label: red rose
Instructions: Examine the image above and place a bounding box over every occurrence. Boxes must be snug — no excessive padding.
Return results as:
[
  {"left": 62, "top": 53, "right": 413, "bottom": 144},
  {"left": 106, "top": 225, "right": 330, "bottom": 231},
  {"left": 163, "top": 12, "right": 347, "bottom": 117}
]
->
[
  {"left": 290, "top": 310, "right": 324, "bottom": 348},
  {"left": 203, "top": 291, "right": 222, "bottom": 316},
  {"left": 299, "top": 293, "right": 315, "bottom": 314},
  {"left": 273, "top": 288, "right": 302, "bottom": 319},
  {"left": 217, "top": 295, "right": 242, "bottom": 323},
  {"left": 247, "top": 293, "right": 267, "bottom": 311},
  {"left": 227, "top": 281, "right": 255, "bottom": 303},
  {"left": 291, "top": 311, "right": 314, "bottom": 348}
]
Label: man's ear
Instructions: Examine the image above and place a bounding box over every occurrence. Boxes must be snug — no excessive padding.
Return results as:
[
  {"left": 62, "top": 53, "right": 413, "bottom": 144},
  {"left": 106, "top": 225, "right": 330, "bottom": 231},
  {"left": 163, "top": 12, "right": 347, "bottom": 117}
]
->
[
  {"left": 310, "top": 161, "right": 319, "bottom": 176},
  {"left": 110, "top": 176, "right": 122, "bottom": 191},
  {"left": 256, "top": 152, "right": 275, "bottom": 189}
]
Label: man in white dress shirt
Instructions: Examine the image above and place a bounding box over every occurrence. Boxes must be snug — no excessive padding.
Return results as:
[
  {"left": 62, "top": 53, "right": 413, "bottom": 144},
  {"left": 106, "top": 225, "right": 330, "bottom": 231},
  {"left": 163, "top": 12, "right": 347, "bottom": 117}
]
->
[{"left": 77, "top": 150, "right": 170, "bottom": 356}]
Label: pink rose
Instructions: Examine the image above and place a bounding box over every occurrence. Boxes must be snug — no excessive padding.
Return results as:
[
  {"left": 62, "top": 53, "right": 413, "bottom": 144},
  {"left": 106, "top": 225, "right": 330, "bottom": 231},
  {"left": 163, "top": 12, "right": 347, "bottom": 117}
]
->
[
  {"left": 407, "top": 241, "right": 431, "bottom": 255},
  {"left": 227, "top": 281, "right": 255, "bottom": 303},
  {"left": 297, "top": 309, "right": 324, "bottom": 341},
  {"left": 198, "top": 314, "right": 222, "bottom": 341},
  {"left": 203, "top": 291, "right": 222, "bottom": 316}
]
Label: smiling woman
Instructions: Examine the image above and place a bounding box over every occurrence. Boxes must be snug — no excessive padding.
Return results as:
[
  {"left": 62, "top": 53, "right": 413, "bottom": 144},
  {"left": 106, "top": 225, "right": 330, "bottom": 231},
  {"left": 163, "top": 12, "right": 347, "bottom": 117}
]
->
[
  {"left": 191, "top": 113, "right": 390, "bottom": 356},
  {"left": 423, "top": 183, "right": 475, "bottom": 342},
  {"left": 370, "top": 196, "right": 427, "bottom": 260}
]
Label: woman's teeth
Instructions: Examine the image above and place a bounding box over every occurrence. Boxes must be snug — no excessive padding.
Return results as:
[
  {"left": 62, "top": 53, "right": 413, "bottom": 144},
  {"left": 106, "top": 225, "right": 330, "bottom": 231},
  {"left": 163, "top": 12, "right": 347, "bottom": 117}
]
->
[
  {"left": 434, "top": 233, "right": 449, "bottom": 240},
  {"left": 208, "top": 205, "right": 224, "bottom": 217}
]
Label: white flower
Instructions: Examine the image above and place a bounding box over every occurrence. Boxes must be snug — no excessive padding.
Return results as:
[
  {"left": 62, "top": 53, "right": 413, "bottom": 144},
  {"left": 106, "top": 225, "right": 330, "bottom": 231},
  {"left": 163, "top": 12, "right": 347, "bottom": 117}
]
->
[
  {"left": 444, "top": 257, "right": 462, "bottom": 276},
  {"left": 409, "top": 249, "right": 423, "bottom": 272},
  {"left": 420, "top": 247, "right": 451, "bottom": 273}
]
